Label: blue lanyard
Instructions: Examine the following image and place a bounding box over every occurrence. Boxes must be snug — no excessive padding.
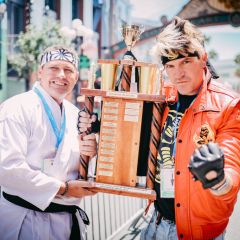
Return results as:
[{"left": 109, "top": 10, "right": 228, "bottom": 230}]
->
[{"left": 33, "top": 87, "right": 66, "bottom": 149}]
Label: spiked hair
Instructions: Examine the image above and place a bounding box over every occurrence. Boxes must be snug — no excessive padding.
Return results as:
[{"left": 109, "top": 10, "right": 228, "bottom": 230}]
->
[{"left": 152, "top": 16, "right": 205, "bottom": 65}]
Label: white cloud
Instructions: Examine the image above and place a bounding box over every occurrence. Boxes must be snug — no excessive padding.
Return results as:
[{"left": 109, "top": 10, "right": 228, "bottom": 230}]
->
[{"left": 129, "top": 0, "right": 188, "bottom": 20}]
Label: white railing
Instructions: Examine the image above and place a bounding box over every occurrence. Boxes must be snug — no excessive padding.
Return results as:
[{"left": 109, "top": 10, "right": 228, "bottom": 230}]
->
[{"left": 81, "top": 193, "right": 145, "bottom": 239}]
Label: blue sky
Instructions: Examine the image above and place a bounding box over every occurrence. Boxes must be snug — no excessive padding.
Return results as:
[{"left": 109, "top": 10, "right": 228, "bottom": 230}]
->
[{"left": 130, "top": 0, "right": 240, "bottom": 60}]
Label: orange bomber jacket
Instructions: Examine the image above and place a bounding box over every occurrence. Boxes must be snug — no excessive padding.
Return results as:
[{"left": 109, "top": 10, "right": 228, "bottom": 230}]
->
[{"left": 161, "top": 74, "right": 240, "bottom": 239}]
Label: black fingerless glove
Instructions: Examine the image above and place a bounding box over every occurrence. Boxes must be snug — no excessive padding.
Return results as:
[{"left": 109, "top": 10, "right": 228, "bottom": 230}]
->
[
  {"left": 91, "top": 113, "right": 101, "bottom": 133},
  {"left": 188, "top": 142, "right": 225, "bottom": 189},
  {"left": 77, "top": 110, "right": 100, "bottom": 134}
]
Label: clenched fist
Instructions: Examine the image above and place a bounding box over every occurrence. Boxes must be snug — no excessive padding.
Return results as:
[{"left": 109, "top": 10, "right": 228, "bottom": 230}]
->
[
  {"left": 77, "top": 110, "right": 100, "bottom": 134},
  {"left": 188, "top": 142, "right": 225, "bottom": 189},
  {"left": 79, "top": 133, "right": 97, "bottom": 158}
]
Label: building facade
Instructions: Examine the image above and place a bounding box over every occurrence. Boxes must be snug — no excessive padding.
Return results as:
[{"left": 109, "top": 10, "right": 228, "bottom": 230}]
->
[{"left": 1, "top": 0, "right": 102, "bottom": 101}]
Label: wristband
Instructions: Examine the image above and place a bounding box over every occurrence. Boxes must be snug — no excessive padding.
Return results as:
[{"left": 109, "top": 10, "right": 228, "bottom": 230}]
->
[
  {"left": 210, "top": 175, "right": 232, "bottom": 196},
  {"left": 61, "top": 181, "right": 69, "bottom": 196}
]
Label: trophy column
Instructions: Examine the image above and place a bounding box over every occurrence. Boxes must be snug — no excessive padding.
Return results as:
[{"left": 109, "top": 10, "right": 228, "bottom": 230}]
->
[
  {"left": 146, "top": 103, "right": 165, "bottom": 189},
  {"left": 120, "top": 60, "right": 133, "bottom": 91},
  {"left": 78, "top": 95, "right": 94, "bottom": 180}
]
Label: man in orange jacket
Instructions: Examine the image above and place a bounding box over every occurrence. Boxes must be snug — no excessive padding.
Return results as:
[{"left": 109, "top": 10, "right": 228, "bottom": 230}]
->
[
  {"left": 79, "top": 16, "right": 240, "bottom": 239},
  {"left": 140, "top": 16, "right": 240, "bottom": 240}
]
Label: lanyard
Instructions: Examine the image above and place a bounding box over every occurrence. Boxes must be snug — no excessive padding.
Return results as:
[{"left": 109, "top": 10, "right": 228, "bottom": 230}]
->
[
  {"left": 172, "top": 101, "right": 180, "bottom": 158},
  {"left": 33, "top": 87, "right": 66, "bottom": 149},
  {"left": 172, "top": 84, "right": 202, "bottom": 158}
]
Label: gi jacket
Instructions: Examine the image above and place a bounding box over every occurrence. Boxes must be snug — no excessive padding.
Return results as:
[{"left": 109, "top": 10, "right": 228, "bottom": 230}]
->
[
  {"left": 161, "top": 72, "right": 240, "bottom": 239},
  {"left": 0, "top": 82, "right": 82, "bottom": 210}
]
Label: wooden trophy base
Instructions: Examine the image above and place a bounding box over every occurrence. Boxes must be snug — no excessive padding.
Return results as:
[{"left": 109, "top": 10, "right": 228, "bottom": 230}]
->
[{"left": 79, "top": 179, "right": 156, "bottom": 200}]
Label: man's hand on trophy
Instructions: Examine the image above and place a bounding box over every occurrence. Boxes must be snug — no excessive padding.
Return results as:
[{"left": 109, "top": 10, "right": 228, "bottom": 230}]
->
[
  {"left": 188, "top": 142, "right": 225, "bottom": 189},
  {"left": 63, "top": 180, "right": 96, "bottom": 198},
  {"left": 77, "top": 110, "right": 100, "bottom": 133},
  {"left": 79, "top": 133, "right": 97, "bottom": 158}
]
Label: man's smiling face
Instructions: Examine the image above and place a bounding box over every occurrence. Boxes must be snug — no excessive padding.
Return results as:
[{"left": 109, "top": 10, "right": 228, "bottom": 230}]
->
[{"left": 38, "top": 60, "right": 79, "bottom": 104}]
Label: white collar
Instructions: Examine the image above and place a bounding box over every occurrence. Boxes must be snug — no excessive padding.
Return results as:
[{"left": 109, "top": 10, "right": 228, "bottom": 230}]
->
[{"left": 33, "top": 81, "right": 64, "bottom": 120}]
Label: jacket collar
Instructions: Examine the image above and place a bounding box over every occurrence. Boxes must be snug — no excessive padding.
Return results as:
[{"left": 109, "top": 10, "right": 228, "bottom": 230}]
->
[{"left": 191, "top": 69, "right": 220, "bottom": 113}]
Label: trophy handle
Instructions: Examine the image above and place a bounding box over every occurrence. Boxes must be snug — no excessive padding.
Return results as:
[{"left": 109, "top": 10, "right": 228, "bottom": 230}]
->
[
  {"left": 146, "top": 102, "right": 165, "bottom": 189},
  {"left": 120, "top": 63, "right": 132, "bottom": 91},
  {"left": 79, "top": 95, "right": 94, "bottom": 180}
]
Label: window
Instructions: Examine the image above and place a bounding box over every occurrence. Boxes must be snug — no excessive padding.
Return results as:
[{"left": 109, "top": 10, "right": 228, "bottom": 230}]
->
[
  {"left": 45, "top": 0, "right": 60, "bottom": 19},
  {"left": 7, "top": 0, "right": 24, "bottom": 35},
  {"left": 72, "top": 0, "right": 83, "bottom": 20}
]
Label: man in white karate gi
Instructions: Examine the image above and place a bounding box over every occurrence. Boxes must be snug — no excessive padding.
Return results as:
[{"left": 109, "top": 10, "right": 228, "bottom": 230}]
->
[{"left": 0, "top": 45, "right": 97, "bottom": 240}]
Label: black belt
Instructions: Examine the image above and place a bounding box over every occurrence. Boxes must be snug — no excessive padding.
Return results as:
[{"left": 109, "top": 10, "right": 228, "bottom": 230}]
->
[
  {"left": 155, "top": 211, "right": 175, "bottom": 225},
  {"left": 3, "top": 192, "right": 89, "bottom": 240}
]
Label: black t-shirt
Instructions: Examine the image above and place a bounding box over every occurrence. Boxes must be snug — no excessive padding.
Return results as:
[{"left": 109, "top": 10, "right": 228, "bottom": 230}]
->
[{"left": 154, "top": 93, "right": 197, "bottom": 221}]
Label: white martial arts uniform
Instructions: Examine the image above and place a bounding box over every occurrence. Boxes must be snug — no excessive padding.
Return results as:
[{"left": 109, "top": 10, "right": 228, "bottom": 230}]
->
[{"left": 0, "top": 82, "right": 85, "bottom": 240}]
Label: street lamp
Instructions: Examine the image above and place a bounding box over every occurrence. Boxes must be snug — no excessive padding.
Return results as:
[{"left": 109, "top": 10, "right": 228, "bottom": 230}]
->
[
  {"left": 0, "top": 0, "right": 7, "bottom": 90},
  {"left": 60, "top": 18, "right": 94, "bottom": 56},
  {"left": 60, "top": 19, "right": 94, "bottom": 104}
]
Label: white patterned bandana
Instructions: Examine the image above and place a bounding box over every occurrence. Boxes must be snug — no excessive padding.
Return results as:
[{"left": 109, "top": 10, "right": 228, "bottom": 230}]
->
[{"left": 40, "top": 48, "right": 78, "bottom": 68}]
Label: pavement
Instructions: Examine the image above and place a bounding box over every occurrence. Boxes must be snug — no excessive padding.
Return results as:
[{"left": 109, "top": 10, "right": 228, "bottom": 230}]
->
[
  {"left": 111, "top": 210, "right": 150, "bottom": 240},
  {"left": 225, "top": 193, "right": 240, "bottom": 240}
]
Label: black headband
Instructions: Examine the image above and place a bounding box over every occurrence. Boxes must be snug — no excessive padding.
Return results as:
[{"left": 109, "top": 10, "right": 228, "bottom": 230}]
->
[{"left": 161, "top": 51, "right": 199, "bottom": 65}]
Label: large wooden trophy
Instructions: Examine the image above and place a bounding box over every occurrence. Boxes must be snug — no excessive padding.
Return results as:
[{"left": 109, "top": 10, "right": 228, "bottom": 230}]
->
[{"left": 78, "top": 24, "right": 175, "bottom": 200}]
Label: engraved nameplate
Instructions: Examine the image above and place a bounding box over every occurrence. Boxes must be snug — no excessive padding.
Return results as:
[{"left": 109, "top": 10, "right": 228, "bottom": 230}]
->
[
  {"left": 98, "top": 163, "right": 113, "bottom": 169},
  {"left": 101, "top": 142, "right": 115, "bottom": 149},
  {"left": 103, "top": 115, "right": 118, "bottom": 121},
  {"left": 94, "top": 182, "right": 154, "bottom": 195},
  {"left": 102, "top": 128, "right": 117, "bottom": 134},
  {"left": 124, "top": 115, "right": 139, "bottom": 122},
  {"left": 124, "top": 108, "right": 139, "bottom": 116},
  {"left": 101, "top": 135, "right": 115, "bottom": 141},
  {"left": 125, "top": 102, "right": 140, "bottom": 110},
  {"left": 103, "top": 122, "right": 117, "bottom": 127},
  {"left": 104, "top": 102, "right": 119, "bottom": 107},
  {"left": 98, "top": 171, "right": 113, "bottom": 177},
  {"left": 106, "top": 91, "right": 138, "bottom": 99},
  {"left": 99, "top": 156, "right": 114, "bottom": 162},
  {"left": 104, "top": 108, "right": 118, "bottom": 114},
  {"left": 100, "top": 149, "right": 115, "bottom": 155}
]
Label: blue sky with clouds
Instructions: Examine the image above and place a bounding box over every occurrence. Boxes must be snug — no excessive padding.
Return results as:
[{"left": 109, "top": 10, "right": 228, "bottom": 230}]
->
[{"left": 130, "top": 0, "right": 240, "bottom": 60}]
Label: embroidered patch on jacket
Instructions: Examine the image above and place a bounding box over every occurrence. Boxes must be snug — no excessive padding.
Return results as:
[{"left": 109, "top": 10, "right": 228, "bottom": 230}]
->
[{"left": 193, "top": 123, "right": 215, "bottom": 147}]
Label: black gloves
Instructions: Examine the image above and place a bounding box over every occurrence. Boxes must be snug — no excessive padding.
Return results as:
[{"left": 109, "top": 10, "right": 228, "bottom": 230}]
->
[
  {"left": 188, "top": 142, "right": 225, "bottom": 189},
  {"left": 91, "top": 113, "right": 101, "bottom": 133},
  {"left": 77, "top": 110, "right": 101, "bottom": 134}
]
